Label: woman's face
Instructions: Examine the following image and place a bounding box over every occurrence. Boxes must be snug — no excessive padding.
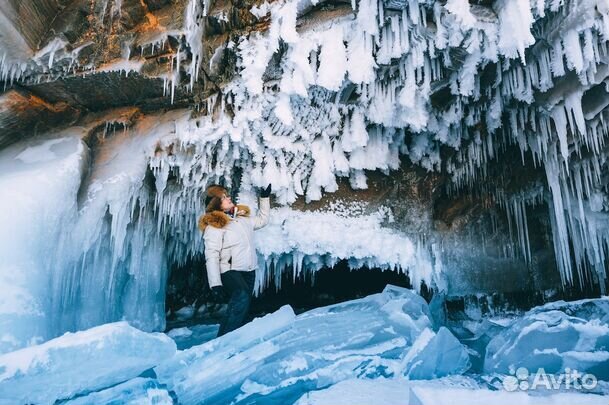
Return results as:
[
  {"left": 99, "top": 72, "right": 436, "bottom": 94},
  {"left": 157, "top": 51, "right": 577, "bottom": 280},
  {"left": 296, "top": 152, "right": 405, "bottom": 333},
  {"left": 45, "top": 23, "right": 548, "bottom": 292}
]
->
[{"left": 220, "top": 193, "right": 235, "bottom": 211}]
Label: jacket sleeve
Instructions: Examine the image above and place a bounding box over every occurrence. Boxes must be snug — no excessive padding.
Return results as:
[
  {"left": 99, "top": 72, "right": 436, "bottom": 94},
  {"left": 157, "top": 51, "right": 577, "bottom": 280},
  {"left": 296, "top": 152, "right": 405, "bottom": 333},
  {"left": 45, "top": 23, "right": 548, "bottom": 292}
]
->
[
  {"left": 252, "top": 197, "right": 270, "bottom": 230},
  {"left": 203, "top": 226, "right": 223, "bottom": 288}
]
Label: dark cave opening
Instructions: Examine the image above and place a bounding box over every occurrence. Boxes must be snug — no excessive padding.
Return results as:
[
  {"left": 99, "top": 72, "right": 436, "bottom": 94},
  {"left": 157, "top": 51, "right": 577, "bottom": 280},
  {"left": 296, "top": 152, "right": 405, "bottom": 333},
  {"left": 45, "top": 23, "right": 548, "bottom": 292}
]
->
[
  {"left": 164, "top": 258, "right": 415, "bottom": 330},
  {"left": 165, "top": 252, "right": 603, "bottom": 333},
  {"left": 249, "top": 261, "right": 415, "bottom": 318}
]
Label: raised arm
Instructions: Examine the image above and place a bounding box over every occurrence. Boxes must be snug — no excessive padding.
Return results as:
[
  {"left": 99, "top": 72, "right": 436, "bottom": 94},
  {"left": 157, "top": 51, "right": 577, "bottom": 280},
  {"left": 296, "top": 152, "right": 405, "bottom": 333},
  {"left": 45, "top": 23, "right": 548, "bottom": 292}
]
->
[{"left": 203, "top": 226, "right": 223, "bottom": 288}]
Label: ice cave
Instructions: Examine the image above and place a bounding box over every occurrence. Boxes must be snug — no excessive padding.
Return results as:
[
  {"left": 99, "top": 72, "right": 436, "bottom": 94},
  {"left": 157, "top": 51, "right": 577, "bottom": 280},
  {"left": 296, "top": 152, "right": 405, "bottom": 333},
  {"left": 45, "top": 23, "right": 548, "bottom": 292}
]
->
[{"left": 0, "top": 0, "right": 608, "bottom": 403}]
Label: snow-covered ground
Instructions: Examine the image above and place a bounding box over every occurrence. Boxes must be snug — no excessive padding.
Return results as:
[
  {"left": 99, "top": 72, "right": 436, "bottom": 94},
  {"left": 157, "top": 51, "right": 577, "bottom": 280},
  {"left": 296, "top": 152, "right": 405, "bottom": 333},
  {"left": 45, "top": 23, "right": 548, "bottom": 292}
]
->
[
  {"left": 294, "top": 378, "right": 606, "bottom": 405},
  {"left": 0, "top": 286, "right": 606, "bottom": 404}
]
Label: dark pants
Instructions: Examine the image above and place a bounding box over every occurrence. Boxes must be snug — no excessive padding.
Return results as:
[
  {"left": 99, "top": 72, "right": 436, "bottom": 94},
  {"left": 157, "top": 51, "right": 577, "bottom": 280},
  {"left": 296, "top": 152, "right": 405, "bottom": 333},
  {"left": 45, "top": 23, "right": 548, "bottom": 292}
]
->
[{"left": 217, "top": 270, "right": 256, "bottom": 337}]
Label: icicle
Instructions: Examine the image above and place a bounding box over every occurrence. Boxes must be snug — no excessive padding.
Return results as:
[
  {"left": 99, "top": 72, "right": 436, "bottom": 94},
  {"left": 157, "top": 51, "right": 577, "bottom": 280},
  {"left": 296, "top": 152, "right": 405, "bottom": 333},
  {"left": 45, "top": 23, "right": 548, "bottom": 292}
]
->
[
  {"left": 563, "top": 30, "right": 584, "bottom": 73},
  {"left": 184, "top": 0, "right": 205, "bottom": 91},
  {"left": 496, "top": 0, "right": 535, "bottom": 63}
]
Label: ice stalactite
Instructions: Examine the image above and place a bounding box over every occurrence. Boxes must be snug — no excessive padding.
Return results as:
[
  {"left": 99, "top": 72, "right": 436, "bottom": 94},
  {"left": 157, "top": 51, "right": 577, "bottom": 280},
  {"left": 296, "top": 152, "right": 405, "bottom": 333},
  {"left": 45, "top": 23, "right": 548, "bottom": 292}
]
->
[
  {"left": 116, "top": 0, "right": 609, "bottom": 292},
  {"left": 496, "top": 184, "right": 546, "bottom": 266},
  {"left": 251, "top": 204, "right": 431, "bottom": 294},
  {"left": 46, "top": 114, "right": 178, "bottom": 336},
  {"left": 543, "top": 145, "right": 609, "bottom": 292},
  {"left": 496, "top": 0, "right": 536, "bottom": 63},
  {"left": 184, "top": 0, "right": 206, "bottom": 92}
]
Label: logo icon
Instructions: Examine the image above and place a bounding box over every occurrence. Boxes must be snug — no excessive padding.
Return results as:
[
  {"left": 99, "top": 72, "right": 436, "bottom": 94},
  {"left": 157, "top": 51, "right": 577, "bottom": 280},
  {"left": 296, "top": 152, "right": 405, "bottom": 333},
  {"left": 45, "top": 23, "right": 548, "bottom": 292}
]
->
[
  {"left": 502, "top": 367, "right": 598, "bottom": 392},
  {"left": 503, "top": 367, "right": 529, "bottom": 391}
]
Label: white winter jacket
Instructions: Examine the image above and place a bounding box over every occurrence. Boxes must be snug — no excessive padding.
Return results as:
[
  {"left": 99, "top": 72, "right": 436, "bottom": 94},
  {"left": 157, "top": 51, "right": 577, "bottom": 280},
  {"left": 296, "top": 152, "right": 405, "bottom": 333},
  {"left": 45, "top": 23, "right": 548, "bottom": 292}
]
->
[{"left": 198, "top": 197, "right": 270, "bottom": 288}]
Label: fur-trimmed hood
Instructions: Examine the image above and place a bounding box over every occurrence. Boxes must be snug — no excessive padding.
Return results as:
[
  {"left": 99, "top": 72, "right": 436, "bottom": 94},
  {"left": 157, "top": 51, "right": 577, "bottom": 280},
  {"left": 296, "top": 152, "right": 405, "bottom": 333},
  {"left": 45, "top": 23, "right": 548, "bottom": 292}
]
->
[{"left": 198, "top": 204, "right": 251, "bottom": 231}]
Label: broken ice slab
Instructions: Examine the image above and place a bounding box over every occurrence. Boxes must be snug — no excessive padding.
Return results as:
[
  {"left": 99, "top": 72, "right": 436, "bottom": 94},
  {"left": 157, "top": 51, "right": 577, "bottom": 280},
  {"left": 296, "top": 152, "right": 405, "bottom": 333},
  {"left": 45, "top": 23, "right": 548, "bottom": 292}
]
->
[
  {"left": 174, "top": 305, "right": 196, "bottom": 320},
  {"left": 293, "top": 377, "right": 607, "bottom": 405},
  {"left": 0, "top": 321, "right": 176, "bottom": 405},
  {"left": 402, "top": 327, "right": 471, "bottom": 379},
  {"left": 527, "top": 297, "right": 609, "bottom": 324},
  {"left": 155, "top": 305, "right": 296, "bottom": 404},
  {"left": 484, "top": 297, "right": 609, "bottom": 380},
  {"left": 234, "top": 286, "right": 467, "bottom": 404},
  {"left": 166, "top": 324, "right": 219, "bottom": 350},
  {"left": 460, "top": 318, "right": 508, "bottom": 373},
  {"left": 156, "top": 285, "right": 471, "bottom": 405},
  {"left": 63, "top": 377, "right": 173, "bottom": 405}
]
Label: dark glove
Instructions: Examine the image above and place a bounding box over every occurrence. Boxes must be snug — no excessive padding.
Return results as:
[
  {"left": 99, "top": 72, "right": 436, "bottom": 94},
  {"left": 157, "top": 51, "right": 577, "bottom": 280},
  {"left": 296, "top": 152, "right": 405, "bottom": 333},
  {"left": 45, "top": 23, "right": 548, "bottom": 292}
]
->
[
  {"left": 260, "top": 184, "right": 272, "bottom": 198},
  {"left": 210, "top": 286, "right": 227, "bottom": 304}
]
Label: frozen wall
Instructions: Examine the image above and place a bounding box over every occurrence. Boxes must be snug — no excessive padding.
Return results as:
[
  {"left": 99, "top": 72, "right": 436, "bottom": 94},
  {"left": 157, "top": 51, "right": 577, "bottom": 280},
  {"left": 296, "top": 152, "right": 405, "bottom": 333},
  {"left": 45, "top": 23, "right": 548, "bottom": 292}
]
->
[
  {"left": 0, "top": 132, "right": 86, "bottom": 353},
  {"left": 0, "top": 111, "right": 176, "bottom": 353}
]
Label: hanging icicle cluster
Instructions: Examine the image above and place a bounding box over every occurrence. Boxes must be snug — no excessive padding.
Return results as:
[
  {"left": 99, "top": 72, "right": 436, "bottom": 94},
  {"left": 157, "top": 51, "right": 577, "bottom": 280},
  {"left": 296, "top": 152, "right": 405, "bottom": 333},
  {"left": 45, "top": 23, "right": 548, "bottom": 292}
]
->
[{"left": 145, "top": 0, "right": 609, "bottom": 289}]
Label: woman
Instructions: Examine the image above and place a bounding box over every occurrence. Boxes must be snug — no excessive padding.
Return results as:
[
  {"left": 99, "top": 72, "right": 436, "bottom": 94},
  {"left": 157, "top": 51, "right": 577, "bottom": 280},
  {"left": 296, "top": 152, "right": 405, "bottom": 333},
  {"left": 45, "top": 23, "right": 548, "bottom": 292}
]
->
[{"left": 198, "top": 184, "right": 272, "bottom": 336}]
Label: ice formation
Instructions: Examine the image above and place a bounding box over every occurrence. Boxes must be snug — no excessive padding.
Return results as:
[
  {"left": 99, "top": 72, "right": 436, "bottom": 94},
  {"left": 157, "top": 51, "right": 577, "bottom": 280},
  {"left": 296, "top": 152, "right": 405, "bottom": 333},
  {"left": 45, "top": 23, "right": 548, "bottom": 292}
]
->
[
  {"left": 484, "top": 297, "right": 609, "bottom": 379},
  {"left": 0, "top": 1, "right": 607, "bottom": 404},
  {"left": 253, "top": 203, "right": 440, "bottom": 293},
  {"left": 0, "top": 287, "right": 605, "bottom": 404},
  {"left": 166, "top": 324, "right": 220, "bottom": 350},
  {"left": 63, "top": 378, "right": 173, "bottom": 405},
  {"left": 0, "top": 321, "right": 176, "bottom": 405},
  {"left": 131, "top": 0, "right": 609, "bottom": 293},
  {"left": 153, "top": 285, "right": 470, "bottom": 404},
  {"left": 0, "top": 112, "right": 179, "bottom": 353},
  {"left": 0, "top": 134, "right": 87, "bottom": 353},
  {"left": 402, "top": 326, "right": 471, "bottom": 379}
]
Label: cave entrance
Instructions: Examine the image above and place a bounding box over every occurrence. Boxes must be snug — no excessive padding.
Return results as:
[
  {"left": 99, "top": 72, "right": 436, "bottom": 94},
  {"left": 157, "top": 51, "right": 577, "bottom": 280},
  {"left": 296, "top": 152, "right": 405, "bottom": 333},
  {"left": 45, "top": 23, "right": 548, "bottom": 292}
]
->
[
  {"left": 164, "top": 257, "right": 414, "bottom": 330},
  {"left": 249, "top": 260, "right": 413, "bottom": 318}
]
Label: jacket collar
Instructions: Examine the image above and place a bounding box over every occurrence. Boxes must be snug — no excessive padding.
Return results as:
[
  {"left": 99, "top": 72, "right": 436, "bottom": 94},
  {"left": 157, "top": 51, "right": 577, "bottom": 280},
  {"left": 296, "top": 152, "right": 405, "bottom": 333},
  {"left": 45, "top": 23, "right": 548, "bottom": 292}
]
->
[{"left": 198, "top": 204, "right": 251, "bottom": 231}]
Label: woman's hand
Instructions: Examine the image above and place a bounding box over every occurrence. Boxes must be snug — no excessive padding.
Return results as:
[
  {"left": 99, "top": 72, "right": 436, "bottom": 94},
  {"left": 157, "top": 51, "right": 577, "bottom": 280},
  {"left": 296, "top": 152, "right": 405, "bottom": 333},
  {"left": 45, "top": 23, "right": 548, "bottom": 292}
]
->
[{"left": 260, "top": 184, "right": 272, "bottom": 198}]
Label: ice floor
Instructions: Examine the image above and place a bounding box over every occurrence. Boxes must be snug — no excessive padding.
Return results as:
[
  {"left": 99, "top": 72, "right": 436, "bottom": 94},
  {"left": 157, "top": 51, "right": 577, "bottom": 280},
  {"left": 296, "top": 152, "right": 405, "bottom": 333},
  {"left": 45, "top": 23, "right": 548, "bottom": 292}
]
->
[{"left": 0, "top": 285, "right": 607, "bottom": 404}]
